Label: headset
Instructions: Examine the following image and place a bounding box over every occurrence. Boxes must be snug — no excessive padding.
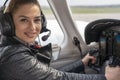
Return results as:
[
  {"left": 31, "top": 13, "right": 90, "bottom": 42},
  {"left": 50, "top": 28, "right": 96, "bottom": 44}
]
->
[{"left": 0, "top": 0, "right": 50, "bottom": 41}]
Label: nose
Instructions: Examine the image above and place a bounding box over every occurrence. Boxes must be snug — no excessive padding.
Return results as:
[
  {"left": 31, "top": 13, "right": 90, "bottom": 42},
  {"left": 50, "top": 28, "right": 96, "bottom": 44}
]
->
[{"left": 29, "top": 21, "right": 36, "bottom": 30}]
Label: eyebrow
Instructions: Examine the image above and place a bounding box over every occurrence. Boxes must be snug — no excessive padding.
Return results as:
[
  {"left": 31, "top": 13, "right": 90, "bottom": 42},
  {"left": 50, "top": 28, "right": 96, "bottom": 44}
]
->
[{"left": 18, "top": 15, "right": 41, "bottom": 19}]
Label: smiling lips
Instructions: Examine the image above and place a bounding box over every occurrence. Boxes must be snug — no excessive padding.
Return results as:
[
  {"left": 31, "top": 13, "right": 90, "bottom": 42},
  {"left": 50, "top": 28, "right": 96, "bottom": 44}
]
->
[{"left": 24, "top": 32, "right": 37, "bottom": 38}]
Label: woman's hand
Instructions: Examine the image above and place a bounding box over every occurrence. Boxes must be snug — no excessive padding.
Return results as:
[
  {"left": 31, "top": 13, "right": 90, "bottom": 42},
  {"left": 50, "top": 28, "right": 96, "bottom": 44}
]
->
[
  {"left": 105, "top": 66, "right": 120, "bottom": 80},
  {"left": 82, "top": 53, "right": 96, "bottom": 66}
]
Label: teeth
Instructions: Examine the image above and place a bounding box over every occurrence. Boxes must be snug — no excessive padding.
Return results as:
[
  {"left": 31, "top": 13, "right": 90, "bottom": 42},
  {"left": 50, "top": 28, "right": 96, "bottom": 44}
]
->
[{"left": 28, "top": 34, "right": 35, "bottom": 38}]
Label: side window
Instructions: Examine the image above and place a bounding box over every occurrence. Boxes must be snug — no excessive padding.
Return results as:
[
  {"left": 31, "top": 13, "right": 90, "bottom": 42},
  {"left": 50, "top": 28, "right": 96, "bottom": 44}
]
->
[{"left": 37, "top": 0, "right": 64, "bottom": 46}]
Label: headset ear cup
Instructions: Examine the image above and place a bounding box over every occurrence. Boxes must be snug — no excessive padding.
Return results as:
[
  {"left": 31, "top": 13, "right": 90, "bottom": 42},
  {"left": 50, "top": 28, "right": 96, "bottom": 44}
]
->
[
  {"left": 40, "top": 12, "right": 47, "bottom": 33},
  {"left": 0, "top": 13, "right": 15, "bottom": 37}
]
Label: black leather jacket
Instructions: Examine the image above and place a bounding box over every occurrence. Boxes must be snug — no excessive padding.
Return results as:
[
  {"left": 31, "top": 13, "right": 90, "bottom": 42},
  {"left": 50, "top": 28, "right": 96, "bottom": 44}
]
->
[{"left": 0, "top": 36, "right": 106, "bottom": 80}]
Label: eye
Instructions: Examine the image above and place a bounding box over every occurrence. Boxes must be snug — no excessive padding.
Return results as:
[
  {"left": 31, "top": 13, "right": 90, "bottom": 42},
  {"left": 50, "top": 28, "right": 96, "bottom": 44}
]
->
[
  {"left": 34, "top": 18, "right": 41, "bottom": 23},
  {"left": 20, "top": 18, "right": 28, "bottom": 22}
]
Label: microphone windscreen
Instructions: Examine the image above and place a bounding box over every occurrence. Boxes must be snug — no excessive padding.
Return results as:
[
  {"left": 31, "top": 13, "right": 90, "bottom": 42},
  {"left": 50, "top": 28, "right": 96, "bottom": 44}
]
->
[
  {"left": 41, "top": 30, "right": 51, "bottom": 41},
  {"left": 42, "top": 35, "right": 49, "bottom": 41}
]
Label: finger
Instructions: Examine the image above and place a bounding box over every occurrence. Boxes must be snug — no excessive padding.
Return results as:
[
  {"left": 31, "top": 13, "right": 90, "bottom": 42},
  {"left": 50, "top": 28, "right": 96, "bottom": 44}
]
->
[{"left": 87, "top": 56, "right": 96, "bottom": 64}]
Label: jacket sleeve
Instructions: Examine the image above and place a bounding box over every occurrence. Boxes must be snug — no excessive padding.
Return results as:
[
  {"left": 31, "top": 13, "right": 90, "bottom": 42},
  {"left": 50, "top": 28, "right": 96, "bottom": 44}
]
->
[
  {"left": 54, "top": 60, "right": 85, "bottom": 73},
  {"left": 1, "top": 51, "right": 106, "bottom": 80}
]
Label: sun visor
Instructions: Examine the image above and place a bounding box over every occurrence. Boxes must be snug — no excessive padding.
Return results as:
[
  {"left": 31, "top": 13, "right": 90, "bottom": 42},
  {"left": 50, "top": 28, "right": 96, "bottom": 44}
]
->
[{"left": 84, "top": 19, "right": 120, "bottom": 44}]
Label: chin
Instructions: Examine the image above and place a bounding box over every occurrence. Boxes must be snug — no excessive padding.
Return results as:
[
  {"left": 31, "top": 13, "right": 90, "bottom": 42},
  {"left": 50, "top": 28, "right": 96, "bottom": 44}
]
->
[{"left": 29, "top": 40, "right": 35, "bottom": 43}]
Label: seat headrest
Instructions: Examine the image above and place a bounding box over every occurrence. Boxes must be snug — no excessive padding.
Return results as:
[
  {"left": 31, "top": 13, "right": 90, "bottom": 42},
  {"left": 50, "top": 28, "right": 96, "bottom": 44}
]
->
[{"left": 85, "top": 19, "right": 120, "bottom": 44}]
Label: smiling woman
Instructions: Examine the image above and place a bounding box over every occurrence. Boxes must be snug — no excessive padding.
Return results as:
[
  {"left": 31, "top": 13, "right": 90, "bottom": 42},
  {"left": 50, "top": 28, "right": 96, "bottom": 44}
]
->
[
  {"left": 12, "top": 4, "right": 42, "bottom": 43},
  {"left": 0, "top": 0, "right": 120, "bottom": 80}
]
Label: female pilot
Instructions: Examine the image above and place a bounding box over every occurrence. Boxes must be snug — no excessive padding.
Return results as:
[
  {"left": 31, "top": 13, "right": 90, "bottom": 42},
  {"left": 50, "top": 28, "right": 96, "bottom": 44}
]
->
[{"left": 0, "top": 0, "right": 119, "bottom": 80}]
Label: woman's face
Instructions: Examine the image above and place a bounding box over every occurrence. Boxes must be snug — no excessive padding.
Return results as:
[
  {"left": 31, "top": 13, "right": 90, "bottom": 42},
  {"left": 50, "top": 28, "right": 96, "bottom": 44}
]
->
[{"left": 13, "top": 4, "right": 42, "bottom": 43}]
